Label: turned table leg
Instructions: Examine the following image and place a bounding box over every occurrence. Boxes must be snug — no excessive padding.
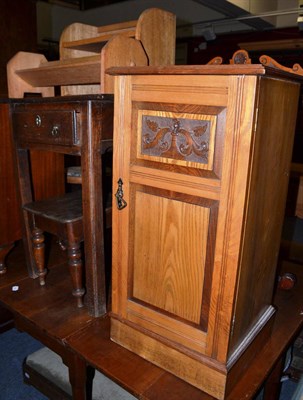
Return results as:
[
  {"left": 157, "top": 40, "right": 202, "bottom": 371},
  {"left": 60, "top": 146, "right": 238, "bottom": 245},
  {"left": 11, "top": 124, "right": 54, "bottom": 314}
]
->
[{"left": 0, "top": 243, "right": 14, "bottom": 274}]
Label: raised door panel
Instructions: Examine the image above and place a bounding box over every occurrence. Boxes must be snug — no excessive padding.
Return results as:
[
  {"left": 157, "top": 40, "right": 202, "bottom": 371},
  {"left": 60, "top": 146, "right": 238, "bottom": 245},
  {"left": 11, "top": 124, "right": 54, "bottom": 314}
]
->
[
  {"left": 132, "top": 191, "right": 209, "bottom": 324},
  {"left": 126, "top": 185, "right": 218, "bottom": 352}
]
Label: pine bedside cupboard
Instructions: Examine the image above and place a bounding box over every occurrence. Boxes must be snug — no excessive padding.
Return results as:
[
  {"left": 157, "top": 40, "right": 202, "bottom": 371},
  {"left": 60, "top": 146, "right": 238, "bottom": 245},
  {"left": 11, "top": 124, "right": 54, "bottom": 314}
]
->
[{"left": 108, "top": 60, "right": 302, "bottom": 399}]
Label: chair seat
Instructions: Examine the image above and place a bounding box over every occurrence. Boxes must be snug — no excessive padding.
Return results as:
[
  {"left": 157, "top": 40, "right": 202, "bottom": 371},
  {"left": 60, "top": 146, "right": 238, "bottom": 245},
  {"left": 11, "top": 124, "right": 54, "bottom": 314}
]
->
[
  {"left": 23, "top": 190, "right": 85, "bottom": 306},
  {"left": 23, "top": 191, "right": 82, "bottom": 224},
  {"left": 22, "top": 189, "right": 111, "bottom": 307}
]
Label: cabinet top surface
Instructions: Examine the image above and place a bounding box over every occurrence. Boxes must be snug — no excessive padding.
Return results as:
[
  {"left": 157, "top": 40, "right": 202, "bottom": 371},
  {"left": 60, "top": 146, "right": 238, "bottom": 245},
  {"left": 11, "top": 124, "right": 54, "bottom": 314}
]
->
[{"left": 107, "top": 64, "right": 303, "bottom": 81}]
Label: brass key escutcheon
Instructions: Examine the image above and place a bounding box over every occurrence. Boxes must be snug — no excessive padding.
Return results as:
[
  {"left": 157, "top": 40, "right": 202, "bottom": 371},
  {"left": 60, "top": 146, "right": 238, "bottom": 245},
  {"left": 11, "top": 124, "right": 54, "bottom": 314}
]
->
[{"left": 115, "top": 178, "right": 127, "bottom": 210}]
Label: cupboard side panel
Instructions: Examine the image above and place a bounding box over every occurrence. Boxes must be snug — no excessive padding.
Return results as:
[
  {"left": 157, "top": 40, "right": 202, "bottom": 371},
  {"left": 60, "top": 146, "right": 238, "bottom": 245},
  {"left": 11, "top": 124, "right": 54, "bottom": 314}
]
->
[
  {"left": 229, "top": 77, "right": 300, "bottom": 354},
  {"left": 207, "top": 75, "right": 257, "bottom": 362}
]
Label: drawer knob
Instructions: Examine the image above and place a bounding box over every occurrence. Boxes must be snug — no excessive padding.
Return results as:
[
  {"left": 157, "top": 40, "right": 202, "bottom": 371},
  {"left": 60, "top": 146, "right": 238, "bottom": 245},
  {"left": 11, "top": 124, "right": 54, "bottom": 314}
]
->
[
  {"left": 35, "top": 115, "right": 42, "bottom": 127},
  {"left": 51, "top": 125, "right": 60, "bottom": 137}
]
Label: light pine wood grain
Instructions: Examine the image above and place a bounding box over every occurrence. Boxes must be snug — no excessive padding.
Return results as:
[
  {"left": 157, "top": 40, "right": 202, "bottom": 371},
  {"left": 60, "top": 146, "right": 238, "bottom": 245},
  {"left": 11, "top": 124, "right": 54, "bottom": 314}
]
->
[
  {"left": 132, "top": 191, "right": 209, "bottom": 324},
  {"left": 110, "top": 68, "right": 301, "bottom": 399},
  {"left": 7, "top": 52, "right": 54, "bottom": 98}
]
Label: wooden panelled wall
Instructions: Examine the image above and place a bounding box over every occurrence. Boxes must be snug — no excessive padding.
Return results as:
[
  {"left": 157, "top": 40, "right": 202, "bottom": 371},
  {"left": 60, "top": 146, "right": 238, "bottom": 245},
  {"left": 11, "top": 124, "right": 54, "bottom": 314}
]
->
[
  {"left": 181, "top": 27, "right": 303, "bottom": 67},
  {"left": 0, "top": 0, "right": 37, "bottom": 97}
]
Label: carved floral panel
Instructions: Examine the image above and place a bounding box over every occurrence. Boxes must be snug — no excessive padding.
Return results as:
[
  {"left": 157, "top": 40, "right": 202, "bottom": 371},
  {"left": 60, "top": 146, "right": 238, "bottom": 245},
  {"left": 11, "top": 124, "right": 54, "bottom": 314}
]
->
[{"left": 137, "top": 110, "right": 217, "bottom": 170}]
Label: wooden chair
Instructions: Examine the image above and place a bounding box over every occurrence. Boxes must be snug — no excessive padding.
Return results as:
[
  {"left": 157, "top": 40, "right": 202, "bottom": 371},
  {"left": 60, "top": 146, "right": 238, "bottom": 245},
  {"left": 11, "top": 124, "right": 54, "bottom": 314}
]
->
[{"left": 23, "top": 190, "right": 85, "bottom": 308}]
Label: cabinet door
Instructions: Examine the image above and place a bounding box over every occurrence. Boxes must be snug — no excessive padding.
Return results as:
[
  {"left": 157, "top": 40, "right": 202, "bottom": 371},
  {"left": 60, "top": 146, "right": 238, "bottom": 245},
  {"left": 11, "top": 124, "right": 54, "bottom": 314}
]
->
[{"left": 111, "top": 74, "right": 257, "bottom": 361}]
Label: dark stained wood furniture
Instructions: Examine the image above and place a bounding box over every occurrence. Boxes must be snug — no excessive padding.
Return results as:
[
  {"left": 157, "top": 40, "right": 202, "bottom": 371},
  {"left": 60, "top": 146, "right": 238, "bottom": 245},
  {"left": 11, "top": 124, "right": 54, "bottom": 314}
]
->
[
  {"left": 0, "top": 101, "right": 22, "bottom": 273},
  {"left": 23, "top": 190, "right": 85, "bottom": 307},
  {"left": 0, "top": 98, "right": 64, "bottom": 271},
  {"left": 10, "top": 94, "right": 113, "bottom": 316}
]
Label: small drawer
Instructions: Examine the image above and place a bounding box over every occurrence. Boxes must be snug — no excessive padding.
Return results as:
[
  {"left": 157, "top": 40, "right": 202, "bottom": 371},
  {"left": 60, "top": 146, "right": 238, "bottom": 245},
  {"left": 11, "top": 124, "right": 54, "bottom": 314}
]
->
[{"left": 12, "top": 110, "right": 79, "bottom": 147}]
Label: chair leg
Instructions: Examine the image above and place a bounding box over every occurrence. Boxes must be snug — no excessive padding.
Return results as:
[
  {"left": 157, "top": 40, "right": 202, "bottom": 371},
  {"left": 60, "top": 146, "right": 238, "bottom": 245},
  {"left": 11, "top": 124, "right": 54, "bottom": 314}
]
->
[
  {"left": 32, "top": 227, "right": 47, "bottom": 286},
  {"left": 67, "top": 242, "right": 85, "bottom": 308}
]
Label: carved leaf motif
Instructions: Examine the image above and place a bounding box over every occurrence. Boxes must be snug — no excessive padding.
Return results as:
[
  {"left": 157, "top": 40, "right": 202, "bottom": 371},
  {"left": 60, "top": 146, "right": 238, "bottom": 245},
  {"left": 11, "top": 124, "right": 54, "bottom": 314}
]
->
[
  {"left": 193, "top": 125, "right": 207, "bottom": 137},
  {"left": 146, "top": 119, "right": 159, "bottom": 132},
  {"left": 143, "top": 127, "right": 170, "bottom": 148}
]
